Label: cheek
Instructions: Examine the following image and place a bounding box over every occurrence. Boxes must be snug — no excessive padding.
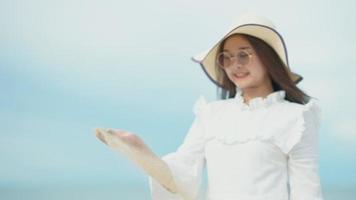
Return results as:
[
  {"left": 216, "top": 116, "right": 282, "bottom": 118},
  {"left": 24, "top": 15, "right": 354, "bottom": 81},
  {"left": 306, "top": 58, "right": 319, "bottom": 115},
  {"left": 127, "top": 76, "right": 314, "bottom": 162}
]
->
[
  {"left": 225, "top": 69, "right": 235, "bottom": 79},
  {"left": 249, "top": 63, "right": 267, "bottom": 80},
  {"left": 250, "top": 69, "right": 263, "bottom": 79}
]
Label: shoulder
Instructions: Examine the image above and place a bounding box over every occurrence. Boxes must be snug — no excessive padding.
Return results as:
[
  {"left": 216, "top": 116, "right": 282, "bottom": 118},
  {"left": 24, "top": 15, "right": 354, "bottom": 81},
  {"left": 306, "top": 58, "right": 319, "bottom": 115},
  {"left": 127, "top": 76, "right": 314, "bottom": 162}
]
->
[
  {"left": 274, "top": 98, "right": 322, "bottom": 154},
  {"left": 282, "top": 98, "right": 322, "bottom": 126},
  {"left": 192, "top": 95, "right": 233, "bottom": 116}
]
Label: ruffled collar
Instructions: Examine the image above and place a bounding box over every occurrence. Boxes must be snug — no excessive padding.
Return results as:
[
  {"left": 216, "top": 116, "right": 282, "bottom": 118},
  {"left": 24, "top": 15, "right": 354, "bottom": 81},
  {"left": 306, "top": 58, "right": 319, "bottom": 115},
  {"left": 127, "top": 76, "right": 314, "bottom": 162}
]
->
[{"left": 234, "top": 88, "right": 286, "bottom": 111}]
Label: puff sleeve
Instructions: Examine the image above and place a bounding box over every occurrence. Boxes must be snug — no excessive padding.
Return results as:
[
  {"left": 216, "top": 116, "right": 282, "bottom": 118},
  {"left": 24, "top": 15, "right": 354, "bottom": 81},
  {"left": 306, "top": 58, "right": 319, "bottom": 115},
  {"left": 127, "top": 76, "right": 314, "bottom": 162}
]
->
[
  {"left": 287, "top": 99, "right": 324, "bottom": 200},
  {"left": 148, "top": 95, "right": 208, "bottom": 200}
]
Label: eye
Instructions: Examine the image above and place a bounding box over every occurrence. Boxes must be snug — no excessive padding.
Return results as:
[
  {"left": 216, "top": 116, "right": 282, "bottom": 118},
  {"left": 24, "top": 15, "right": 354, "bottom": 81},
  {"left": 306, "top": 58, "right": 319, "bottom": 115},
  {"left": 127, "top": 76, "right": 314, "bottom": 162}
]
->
[
  {"left": 223, "top": 54, "right": 230, "bottom": 60},
  {"left": 238, "top": 51, "right": 249, "bottom": 58},
  {"left": 220, "top": 52, "right": 232, "bottom": 61},
  {"left": 217, "top": 52, "right": 232, "bottom": 68}
]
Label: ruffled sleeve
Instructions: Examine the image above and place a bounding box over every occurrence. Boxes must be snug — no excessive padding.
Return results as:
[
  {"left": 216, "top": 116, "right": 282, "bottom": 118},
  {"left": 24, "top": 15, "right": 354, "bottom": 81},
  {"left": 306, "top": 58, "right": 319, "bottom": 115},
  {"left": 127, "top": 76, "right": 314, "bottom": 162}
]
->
[
  {"left": 287, "top": 98, "right": 324, "bottom": 200},
  {"left": 148, "top": 95, "right": 209, "bottom": 200}
]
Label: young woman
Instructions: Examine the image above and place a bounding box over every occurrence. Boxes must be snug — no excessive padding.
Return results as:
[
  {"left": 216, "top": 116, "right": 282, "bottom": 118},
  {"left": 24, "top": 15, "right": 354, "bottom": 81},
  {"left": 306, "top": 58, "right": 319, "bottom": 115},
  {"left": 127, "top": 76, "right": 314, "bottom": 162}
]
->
[{"left": 95, "top": 14, "right": 324, "bottom": 200}]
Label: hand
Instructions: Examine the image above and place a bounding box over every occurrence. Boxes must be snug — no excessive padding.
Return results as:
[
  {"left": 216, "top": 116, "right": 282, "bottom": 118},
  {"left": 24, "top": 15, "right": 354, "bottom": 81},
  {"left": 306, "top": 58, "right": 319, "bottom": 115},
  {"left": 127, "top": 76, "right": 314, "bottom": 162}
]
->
[
  {"left": 94, "top": 128, "right": 154, "bottom": 156},
  {"left": 94, "top": 127, "right": 179, "bottom": 194}
]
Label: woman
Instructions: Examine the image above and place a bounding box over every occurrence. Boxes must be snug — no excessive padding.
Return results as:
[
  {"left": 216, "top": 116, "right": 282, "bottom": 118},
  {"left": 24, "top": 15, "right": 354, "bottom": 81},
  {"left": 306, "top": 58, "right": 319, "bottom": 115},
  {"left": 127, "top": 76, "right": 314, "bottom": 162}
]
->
[{"left": 95, "top": 14, "right": 324, "bottom": 200}]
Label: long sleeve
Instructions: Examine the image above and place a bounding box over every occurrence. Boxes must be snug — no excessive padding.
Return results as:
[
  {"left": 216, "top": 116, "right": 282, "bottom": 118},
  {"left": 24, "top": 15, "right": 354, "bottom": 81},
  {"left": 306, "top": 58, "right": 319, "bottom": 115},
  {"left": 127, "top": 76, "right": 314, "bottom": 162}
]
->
[
  {"left": 148, "top": 96, "right": 208, "bottom": 200},
  {"left": 287, "top": 99, "right": 324, "bottom": 200}
]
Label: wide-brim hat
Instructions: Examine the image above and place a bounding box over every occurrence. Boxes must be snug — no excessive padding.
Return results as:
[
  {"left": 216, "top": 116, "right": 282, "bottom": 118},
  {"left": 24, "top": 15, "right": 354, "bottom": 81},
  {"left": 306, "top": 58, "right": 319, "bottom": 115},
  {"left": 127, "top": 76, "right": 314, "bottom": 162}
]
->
[{"left": 191, "top": 14, "right": 303, "bottom": 88}]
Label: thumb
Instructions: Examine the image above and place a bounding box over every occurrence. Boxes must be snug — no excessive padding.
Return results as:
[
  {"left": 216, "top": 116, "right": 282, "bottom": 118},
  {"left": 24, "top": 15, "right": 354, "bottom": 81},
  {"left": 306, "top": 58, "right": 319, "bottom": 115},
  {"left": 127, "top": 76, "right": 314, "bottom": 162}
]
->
[{"left": 94, "top": 128, "right": 107, "bottom": 144}]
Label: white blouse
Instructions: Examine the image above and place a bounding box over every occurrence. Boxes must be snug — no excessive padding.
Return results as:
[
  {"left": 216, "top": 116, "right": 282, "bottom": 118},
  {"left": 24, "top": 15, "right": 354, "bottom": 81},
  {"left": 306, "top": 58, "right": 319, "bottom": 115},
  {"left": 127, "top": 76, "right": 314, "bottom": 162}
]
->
[{"left": 148, "top": 89, "right": 324, "bottom": 200}]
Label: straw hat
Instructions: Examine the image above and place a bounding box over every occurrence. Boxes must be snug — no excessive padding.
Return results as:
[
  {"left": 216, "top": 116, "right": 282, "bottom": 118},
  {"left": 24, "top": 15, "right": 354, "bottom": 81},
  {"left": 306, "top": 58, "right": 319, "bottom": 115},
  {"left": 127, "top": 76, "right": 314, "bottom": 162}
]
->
[{"left": 191, "top": 14, "right": 303, "bottom": 88}]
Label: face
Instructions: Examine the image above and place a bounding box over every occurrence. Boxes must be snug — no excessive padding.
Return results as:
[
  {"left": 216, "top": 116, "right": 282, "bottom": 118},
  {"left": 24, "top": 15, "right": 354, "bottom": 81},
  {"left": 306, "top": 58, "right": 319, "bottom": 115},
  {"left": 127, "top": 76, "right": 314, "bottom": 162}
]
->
[{"left": 220, "top": 35, "right": 272, "bottom": 91}]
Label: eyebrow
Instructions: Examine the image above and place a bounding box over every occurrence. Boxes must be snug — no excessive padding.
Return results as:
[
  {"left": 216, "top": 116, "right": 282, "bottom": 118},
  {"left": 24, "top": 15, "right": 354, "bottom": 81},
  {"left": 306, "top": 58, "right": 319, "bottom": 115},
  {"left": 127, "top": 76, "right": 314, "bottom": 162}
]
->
[{"left": 222, "top": 47, "right": 252, "bottom": 52}]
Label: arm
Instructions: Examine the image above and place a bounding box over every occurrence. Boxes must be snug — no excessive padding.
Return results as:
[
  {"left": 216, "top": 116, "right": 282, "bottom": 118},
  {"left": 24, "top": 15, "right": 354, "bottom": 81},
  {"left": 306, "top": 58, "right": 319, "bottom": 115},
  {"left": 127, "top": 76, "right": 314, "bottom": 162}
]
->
[
  {"left": 149, "top": 95, "right": 209, "bottom": 200},
  {"left": 95, "top": 128, "right": 179, "bottom": 193},
  {"left": 287, "top": 99, "right": 324, "bottom": 200},
  {"left": 95, "top": 95, "right": 208, "bottom": 200}
]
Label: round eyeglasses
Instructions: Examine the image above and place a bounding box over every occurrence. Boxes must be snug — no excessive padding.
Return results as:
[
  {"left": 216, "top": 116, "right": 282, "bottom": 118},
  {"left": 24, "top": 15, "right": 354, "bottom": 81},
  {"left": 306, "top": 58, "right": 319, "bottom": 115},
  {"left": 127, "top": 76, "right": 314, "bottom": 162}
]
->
[{"left": 216, "top": 49, "right": 253, "bottom": 69}]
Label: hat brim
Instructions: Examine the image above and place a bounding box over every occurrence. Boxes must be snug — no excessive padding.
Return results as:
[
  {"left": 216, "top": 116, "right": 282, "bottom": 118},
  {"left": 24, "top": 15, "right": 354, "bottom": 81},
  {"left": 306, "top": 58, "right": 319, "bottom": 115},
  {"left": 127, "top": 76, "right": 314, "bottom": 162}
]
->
[{"left": 192, "top": 24, "right": 303, "bottom": 87}]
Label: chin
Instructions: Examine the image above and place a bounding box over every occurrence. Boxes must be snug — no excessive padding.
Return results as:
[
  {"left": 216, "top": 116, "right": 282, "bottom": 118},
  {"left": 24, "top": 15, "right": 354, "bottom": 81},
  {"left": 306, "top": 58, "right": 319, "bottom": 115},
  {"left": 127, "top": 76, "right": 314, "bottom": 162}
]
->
[
  {"left": 234, "top": 81, "right": 252, "bottom": 89},
  {"left": 235, "top": 85, "right": 249, "bottom": 90}
]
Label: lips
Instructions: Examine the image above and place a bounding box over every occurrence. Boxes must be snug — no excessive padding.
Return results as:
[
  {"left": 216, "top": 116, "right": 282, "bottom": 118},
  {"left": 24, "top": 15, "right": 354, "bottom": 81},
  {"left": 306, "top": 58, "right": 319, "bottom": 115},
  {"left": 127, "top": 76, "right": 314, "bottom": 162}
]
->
[{"left": 234, "top": 72, "right": 249, "bottom": 78}]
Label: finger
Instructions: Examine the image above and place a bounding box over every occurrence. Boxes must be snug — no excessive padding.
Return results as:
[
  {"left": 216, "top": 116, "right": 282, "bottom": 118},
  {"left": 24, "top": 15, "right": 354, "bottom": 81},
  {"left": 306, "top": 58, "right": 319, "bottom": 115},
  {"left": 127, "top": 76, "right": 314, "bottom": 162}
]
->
[
  {"left": 106, "top": 128, "right": 126, "bottom": 137},
  {"left": 100, "top": 129, "right": 122, "bottom": 145},
  {"left": 106, "top": 128, "right": 115, "bottom": 134},
  {"left": 95, "top": 128, "right": 107, "bottom": 144}
]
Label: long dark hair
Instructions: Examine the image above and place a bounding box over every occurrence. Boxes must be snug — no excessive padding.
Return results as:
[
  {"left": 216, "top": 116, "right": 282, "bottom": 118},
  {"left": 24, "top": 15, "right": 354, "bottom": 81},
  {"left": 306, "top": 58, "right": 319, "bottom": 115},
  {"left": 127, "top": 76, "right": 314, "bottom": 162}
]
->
[{"left": 215, "top": 33, "right": 312, "bottom": 105}]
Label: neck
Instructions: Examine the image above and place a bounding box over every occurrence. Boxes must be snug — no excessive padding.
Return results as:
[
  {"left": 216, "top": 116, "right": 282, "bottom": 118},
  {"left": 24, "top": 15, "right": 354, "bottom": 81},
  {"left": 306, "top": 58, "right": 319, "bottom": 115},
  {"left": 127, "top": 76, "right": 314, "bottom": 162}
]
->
[{"left": 241, "top": 84, "right": 274, "bottom": 105}]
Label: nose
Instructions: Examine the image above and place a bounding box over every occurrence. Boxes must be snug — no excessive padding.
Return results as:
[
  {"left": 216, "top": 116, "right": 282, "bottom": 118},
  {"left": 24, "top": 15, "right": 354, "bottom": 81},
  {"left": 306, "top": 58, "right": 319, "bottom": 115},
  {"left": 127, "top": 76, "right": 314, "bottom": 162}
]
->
[{"left": 231, "top": 57, "right": 242, "bottom": 68}]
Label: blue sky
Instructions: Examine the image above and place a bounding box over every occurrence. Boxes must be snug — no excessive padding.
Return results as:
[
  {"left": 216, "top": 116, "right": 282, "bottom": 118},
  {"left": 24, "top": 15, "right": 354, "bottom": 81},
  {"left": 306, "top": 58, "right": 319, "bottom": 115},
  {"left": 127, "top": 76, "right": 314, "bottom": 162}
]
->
[{"left": 1, "top": 0, "right": 356, "bottom": 198}]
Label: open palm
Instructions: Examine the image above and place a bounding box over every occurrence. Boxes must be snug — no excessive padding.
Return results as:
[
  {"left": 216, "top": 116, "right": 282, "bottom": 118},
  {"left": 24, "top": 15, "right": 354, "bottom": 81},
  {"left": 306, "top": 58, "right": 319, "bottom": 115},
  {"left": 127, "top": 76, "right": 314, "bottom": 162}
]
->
[
  {"left": 95, "top": 128, "right": 151, "bottom": 154},
  {"left": 94, "top": 127, "right": 179, "bottom": 194}
]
